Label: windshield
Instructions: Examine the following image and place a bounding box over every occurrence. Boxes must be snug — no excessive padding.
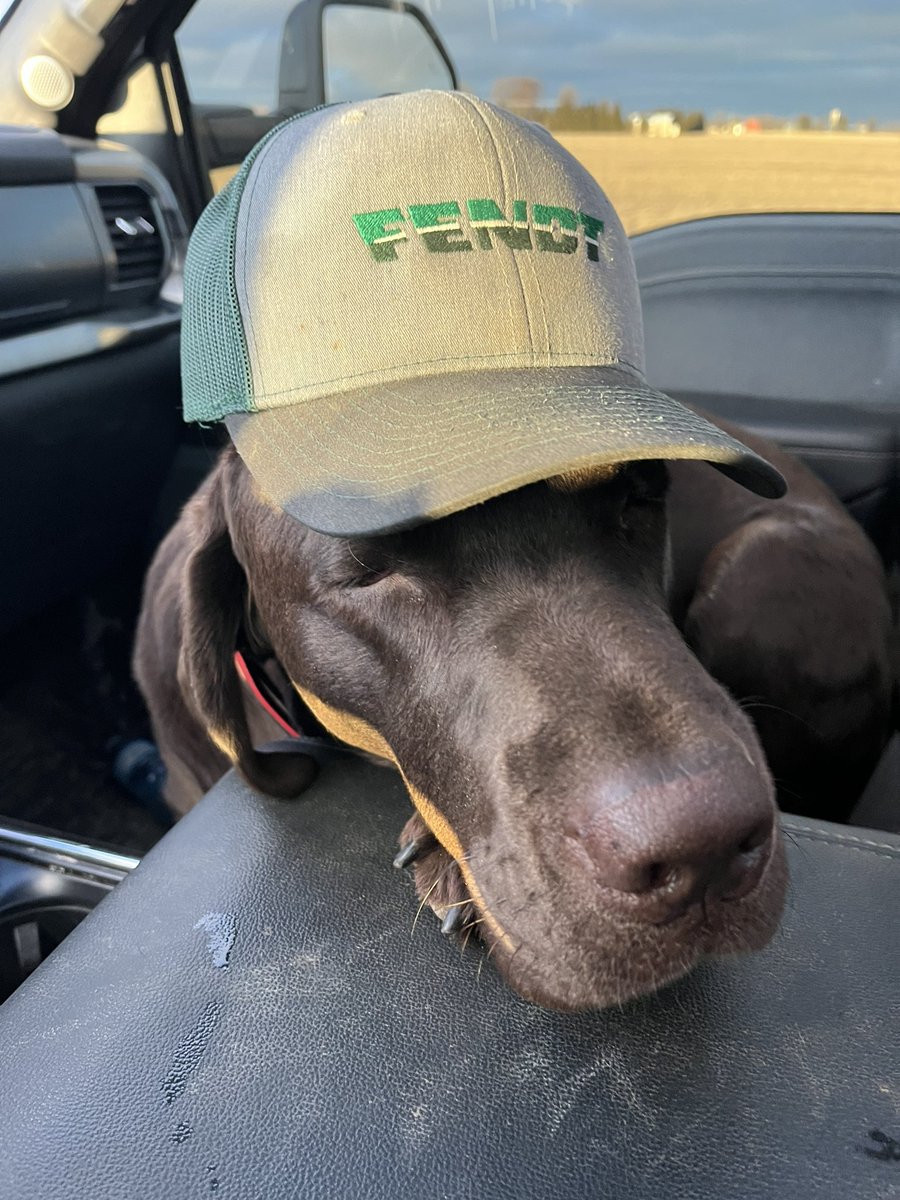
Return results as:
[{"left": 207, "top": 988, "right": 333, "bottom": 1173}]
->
[
  {"left": 176, "top": 0, "right": 900, "bottom": 236},
  {"left": 429, "top": 0, "right": 900, "bottom": 233}
]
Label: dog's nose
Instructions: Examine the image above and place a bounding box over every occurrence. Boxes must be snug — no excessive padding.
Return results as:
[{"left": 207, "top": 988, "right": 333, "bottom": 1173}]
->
[{"left": 564, "top": 762, "right": 776, "bottom": 924}]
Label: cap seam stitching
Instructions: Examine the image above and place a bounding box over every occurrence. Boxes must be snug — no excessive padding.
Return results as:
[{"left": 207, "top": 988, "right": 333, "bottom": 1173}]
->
[
  {"left": 262, "top": 446, "right": 749, "bottom": 503},
  {"left": 449, "top": 95, "right": 520, "bottom": 346},
  {"left": 498, "top": 115, "right": 552, "bottom": 358},
  {"left": 237, "top": 130, "right": 291, "bottom": 407},
  {"left": 455, "top": 93, "right": 535, "bottom": 356},
  {"left": 229, "top": 353, "right": 646, "bottom": 404}
]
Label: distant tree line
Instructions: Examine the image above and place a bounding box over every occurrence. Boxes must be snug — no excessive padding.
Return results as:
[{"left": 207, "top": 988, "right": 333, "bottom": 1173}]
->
[
  {"left": 490, "top": 78, "right": 887, "bottom": 135},
  {"left": 546, "top": 97, "right": 629, "bottom": 132},
  {"left": 490, "top": 78, "right": 705, "bottom": 133}
]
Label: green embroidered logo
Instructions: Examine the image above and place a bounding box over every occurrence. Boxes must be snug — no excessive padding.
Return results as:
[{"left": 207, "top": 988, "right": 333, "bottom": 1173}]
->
[{"left": 352, "top": 200, "right": 605, "bottom": 262}]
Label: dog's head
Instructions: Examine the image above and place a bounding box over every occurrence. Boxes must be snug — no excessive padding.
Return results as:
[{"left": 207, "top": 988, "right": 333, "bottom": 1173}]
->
[{"left": 180, "top": 448, "right": 786, "bottom": 1010}]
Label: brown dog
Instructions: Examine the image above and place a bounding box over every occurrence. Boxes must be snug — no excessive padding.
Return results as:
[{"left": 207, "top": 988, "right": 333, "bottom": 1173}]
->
[{"left": 134, "top": 413, "right": 892, "bottom": 1010}]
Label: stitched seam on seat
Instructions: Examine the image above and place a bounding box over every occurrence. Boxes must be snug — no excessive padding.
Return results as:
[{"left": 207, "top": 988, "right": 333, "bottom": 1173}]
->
[
  {"left": 786, "top": 828, "right": 900, "bottom": 857},
  {"left": 779, "top": 448, "right": 891, "bottom": 461}
]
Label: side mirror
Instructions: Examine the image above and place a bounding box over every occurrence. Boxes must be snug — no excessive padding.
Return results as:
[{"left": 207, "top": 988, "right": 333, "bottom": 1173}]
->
[{"left": 279, "top": 0, "right": 457, "bottom": 114}]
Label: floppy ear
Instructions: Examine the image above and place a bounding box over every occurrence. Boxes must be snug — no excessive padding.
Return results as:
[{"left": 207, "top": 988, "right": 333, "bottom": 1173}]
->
[
  {"left": 682, "top": 512, "right": 892, "bottom": 818},
  {"left": 177, "top": 463, "right": 317, "bottom": 800}
]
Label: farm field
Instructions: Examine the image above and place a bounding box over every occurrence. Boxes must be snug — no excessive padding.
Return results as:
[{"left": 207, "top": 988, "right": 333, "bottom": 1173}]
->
[
  {"left": 210, "top": 131, "right": 900, "bottom": 238},
  {"left": 555, "top": 132, "right": 900, "bottom": 236}
]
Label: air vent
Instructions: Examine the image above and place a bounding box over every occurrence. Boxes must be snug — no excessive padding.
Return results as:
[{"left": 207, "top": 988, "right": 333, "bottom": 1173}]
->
[{"left": 94, "top": 184, "right": 165, "bottom": 285}]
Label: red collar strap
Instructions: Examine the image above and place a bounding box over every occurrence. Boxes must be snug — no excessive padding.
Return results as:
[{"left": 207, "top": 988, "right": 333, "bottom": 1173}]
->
[{"left": 233, "top": 650, "right": 302, "bottom": 740}]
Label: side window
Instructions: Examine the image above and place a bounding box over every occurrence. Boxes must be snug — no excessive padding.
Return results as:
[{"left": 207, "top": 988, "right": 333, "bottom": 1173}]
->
[
  {"left": 176, "top": 1, "right": 291, "bottom": 192},
  {"left": 177, "top": 5, "right": 285, "bottom": 117},
  {"left": 177, "top": 1, "right": 455, "bottom": 192},
  {"left": 323, "top": 4, "right": 453, "bottom": 104}
]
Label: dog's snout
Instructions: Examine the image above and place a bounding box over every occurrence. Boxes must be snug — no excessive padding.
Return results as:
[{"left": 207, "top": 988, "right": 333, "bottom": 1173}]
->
[{"left": 564, "top": 762, "right": 776, "bottom": 924}]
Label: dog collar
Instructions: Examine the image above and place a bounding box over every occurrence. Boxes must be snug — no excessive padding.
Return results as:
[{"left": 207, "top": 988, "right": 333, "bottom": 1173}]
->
[{"left": 233, "top": 650, "right": 303, "bottom": 740}]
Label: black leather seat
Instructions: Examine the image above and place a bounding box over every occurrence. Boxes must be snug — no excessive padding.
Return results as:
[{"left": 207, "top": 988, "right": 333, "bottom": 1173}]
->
[{"left": 1, "top": 748, "right": 898, "bottom": 1199}]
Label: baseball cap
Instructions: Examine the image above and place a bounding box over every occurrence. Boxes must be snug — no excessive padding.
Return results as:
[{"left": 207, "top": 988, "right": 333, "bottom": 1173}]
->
[{"left": 182, "top": 90, "right": 785, "bottom": 536}]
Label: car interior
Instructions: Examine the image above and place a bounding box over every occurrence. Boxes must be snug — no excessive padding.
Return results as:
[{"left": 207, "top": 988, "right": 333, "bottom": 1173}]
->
[{"left": 0, "top": 1, "right": 897, "bottom": 1196}]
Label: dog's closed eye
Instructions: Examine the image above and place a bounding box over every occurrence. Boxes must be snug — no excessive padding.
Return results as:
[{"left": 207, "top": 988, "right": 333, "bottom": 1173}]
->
[
  {"left": 566, "top": 462, "right": 668, "bottom": 540},
  {"left": 344, "top": 546, "right": 396, "bottom": 589},
  {"left": 603, "top": 462, "right": 669, "bottom": 530},
  {"left": 350, "top": 566, "right": 394, "bottom": 588},
  {"left": 621, "top": 461, "right": 670, "bottom": 505}
]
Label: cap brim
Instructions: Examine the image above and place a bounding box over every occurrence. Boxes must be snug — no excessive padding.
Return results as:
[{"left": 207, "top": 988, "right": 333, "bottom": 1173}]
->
[{"left": 225, "top": 366, "right": 785, "bottom": 537}]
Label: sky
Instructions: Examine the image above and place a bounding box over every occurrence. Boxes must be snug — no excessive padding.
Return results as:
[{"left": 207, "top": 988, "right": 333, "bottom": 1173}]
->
[
  {"left": 424, "top": 0, "right": 900, "bottom": 123},
  {"left": 0, "top": 0, "right": 826, "bottom": 125},
  {"left": 2, "top": 0, "right": 899, "bottom": 121}
]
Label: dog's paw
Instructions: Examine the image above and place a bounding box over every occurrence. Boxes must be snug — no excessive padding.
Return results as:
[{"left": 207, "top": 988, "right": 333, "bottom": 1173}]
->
[{"left": 394, "top": 812, "right": 478, "bottom": 938}]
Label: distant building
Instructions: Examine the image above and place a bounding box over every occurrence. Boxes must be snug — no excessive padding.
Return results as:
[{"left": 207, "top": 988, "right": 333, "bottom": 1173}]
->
[{"left": 646, "top": 111, "right": 681, "bottom": 138}]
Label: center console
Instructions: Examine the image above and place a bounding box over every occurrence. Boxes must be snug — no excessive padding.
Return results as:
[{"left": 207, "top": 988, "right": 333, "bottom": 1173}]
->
[
  {"left": 0, "top": 750, "right": 898, "bottom": 1199},
  {"left": 0, "top": 821, "right": 136, "bottom": 1003}
]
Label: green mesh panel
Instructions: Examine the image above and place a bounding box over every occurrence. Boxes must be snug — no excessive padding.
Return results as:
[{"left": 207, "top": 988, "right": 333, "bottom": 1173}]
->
[{"left": 181, "top": 109, "right": 327, "bottom": 424}]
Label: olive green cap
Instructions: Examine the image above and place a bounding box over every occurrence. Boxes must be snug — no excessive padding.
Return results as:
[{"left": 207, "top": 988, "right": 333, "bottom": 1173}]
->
[{"left": 182, "top": 90, "right": 784, "bottom": 535}]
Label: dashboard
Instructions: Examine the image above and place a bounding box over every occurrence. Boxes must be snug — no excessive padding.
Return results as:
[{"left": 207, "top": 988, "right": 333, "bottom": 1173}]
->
[
  {"left": 0, "top": 127, "right": 186, "bottom": 632},
  {"left": 0, "top": 125, "right": 183, "bottom": 371}
]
